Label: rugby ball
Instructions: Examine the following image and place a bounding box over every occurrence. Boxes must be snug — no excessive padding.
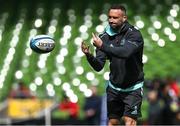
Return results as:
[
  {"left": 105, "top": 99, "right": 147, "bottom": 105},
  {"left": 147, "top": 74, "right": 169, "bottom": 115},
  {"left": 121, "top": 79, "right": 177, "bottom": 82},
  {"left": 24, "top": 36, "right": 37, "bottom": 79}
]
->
[{"left": 30, "top": 35, "right": 55, "bottom": 53}]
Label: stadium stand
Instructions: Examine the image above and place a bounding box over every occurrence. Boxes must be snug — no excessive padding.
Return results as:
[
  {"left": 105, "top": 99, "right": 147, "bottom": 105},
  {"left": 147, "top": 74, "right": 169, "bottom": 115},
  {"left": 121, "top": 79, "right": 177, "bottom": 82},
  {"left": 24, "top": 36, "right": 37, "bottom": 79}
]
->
[{"left": 0, "top": 0, "right": 179, "bottom": 125}]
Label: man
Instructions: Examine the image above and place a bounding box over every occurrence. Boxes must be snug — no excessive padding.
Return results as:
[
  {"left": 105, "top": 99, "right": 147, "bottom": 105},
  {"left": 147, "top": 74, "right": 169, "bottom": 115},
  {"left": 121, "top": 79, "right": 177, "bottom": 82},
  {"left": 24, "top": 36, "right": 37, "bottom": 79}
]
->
[
  {"left": 81, "top": 4, "right": 144, "bottom": 126},
  {"left": 83, "top": 86, "right": 102, "bottom": 125}
]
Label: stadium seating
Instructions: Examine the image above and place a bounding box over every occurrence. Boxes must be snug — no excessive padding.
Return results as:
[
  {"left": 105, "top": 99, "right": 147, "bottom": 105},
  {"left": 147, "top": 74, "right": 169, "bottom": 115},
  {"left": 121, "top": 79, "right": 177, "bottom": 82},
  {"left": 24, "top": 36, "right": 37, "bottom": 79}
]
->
[{"left": 0, "top": 0, "right": 179, "bottom": 121}]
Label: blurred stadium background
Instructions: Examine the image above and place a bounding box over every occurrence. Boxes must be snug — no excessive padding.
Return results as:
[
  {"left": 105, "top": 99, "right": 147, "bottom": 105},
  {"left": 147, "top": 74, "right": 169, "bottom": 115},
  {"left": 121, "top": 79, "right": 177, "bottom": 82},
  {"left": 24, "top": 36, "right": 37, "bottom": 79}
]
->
[{"left": 0, "top": 0, "right": 179, "bottom": 125}]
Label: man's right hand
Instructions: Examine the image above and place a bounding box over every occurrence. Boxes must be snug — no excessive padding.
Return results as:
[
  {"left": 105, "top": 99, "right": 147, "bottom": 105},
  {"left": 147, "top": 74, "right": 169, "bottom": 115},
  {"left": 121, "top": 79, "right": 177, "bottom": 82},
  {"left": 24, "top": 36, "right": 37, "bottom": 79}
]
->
[{"left": 81, "top": 41, "right": 90, "bottom": 55}]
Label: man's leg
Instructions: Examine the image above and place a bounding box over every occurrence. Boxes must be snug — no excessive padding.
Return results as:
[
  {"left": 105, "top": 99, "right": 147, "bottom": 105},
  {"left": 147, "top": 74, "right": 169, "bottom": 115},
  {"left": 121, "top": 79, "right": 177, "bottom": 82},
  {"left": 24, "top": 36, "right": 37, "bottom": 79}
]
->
[
  {"left": 108, "top": 118, "right": 120, "bottom": 126},
  {"left": 106, "top": 86, "right": 123, "bottom": 126},
  {"left": 122, "top": 88, "right": 143, "bottom": 126},
  {"left": 108, "top": 116, "right": 137, "bottom": 126},
  {"left": 123, "top": 116, "right": 137, "bottom": 126}
]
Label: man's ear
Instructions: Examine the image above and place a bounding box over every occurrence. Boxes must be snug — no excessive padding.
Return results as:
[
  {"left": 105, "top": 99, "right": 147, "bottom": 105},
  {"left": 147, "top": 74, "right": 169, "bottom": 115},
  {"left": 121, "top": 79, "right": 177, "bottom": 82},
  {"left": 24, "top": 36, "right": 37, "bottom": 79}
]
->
[{"left": 123, "top": 16, "right": 127, "bottom": 22}]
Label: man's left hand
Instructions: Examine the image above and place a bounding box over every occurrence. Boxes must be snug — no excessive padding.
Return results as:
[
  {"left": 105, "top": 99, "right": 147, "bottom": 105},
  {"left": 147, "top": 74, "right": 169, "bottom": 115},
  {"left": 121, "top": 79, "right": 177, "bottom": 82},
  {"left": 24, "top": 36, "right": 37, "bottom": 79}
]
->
[{"left": 92, "top": 33, "right": 103, "bottom": 48}]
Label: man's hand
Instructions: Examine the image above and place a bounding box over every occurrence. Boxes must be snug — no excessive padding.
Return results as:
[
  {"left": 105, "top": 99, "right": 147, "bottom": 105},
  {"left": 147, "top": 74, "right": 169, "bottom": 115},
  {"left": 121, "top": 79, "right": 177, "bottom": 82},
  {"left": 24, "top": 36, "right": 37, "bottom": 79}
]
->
[
  {"left": 92, "top": 33, "right": 103, "bottom": 48},
  {"left": 81, "top": 41, "right": 90, "bottom": 55}
]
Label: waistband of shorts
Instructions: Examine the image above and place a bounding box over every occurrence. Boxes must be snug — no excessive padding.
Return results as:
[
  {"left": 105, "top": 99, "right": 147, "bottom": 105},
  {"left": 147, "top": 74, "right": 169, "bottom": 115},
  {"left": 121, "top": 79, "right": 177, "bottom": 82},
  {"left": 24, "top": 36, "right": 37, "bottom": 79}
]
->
[{"left": 108, "top": 81, "right": 143, "bottom": 92}]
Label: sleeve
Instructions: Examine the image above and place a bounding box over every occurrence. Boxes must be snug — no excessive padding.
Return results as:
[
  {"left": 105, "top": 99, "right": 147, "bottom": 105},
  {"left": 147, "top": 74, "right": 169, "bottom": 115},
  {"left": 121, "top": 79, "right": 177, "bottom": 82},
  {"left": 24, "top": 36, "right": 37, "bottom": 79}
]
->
[
  {"left": 86, "top": 48, "right": 106, "bottom": 72},
  {"left": 101, "top": 30, "right": 143, "bottom": 58}
]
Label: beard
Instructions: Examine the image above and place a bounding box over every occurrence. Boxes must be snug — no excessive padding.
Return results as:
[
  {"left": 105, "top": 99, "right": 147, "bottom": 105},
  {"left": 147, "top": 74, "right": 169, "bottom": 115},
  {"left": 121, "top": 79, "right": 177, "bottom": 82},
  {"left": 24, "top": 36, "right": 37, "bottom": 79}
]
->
[
  {"left": 110, "top": 23, "right": 122, "bottom": 31},
  {"left": 110, "top": 23, "right": 117, "bottom": 29}
]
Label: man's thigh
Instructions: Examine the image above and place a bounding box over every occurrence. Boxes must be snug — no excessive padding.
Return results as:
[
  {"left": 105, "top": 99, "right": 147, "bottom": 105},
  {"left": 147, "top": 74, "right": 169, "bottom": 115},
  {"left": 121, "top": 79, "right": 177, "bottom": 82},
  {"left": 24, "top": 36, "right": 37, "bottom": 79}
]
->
[
  {"left": 106, "top": 86, "right": 124, "bottom": 120},
  {"left": 106, "top": 86, "right": 143, "bottom": 120},
  {"left": 122, "top": 88, "right": 143, "bottom": 119}
]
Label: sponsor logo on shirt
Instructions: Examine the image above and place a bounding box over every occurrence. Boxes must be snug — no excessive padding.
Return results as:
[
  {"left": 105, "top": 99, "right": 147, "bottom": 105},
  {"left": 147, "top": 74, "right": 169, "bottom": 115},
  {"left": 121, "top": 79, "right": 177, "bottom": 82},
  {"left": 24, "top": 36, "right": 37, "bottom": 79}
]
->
[{"left": 131, "top": 106, "right": 138, "bottom": 115}]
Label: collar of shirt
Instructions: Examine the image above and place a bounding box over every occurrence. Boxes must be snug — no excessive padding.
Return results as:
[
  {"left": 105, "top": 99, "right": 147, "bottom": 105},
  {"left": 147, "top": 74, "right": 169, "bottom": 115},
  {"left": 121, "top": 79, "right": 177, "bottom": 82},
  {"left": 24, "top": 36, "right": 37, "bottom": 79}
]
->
[
  {"left": 105, "top": 25, "right": 118, "bottom": 36},
  {"left": 105, "top": 21, "right": 130, "bottom": 36}
]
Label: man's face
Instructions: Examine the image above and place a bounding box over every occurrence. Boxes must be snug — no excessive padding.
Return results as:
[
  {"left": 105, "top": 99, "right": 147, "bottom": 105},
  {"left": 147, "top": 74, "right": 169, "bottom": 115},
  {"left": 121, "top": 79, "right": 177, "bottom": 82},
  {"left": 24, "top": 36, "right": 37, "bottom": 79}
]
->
[{"left": 108, "top": 9, "right": 127, "bottom": 29}]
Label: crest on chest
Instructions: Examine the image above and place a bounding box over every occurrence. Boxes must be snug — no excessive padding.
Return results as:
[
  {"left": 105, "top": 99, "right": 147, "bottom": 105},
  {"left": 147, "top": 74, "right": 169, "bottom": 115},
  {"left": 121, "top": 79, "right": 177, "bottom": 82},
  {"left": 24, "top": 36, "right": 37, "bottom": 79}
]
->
[{"left": 109, "top": 35, "right": 126, "bottom": 46}]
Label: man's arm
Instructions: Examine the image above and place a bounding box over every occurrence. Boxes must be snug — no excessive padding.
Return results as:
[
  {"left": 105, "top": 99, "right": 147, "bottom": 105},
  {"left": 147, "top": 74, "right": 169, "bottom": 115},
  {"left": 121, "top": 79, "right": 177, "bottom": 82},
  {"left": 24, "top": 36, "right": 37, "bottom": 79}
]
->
[
  {"left": 81, "top": 42, "right": 106, "bottom": 72},
  {"left": 92, "top": 31, "right": 143, "bottom": 58},
  {"left": 86, "top": 49, "right": 106, "bottom": 71}
]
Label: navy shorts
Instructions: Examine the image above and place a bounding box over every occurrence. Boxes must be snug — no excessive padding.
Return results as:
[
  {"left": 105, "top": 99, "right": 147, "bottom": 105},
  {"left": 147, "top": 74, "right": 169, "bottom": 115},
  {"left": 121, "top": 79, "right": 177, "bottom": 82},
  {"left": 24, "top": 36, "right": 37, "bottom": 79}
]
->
[{"left": 106, "top": 86, "right": 143, "bottom": 120}]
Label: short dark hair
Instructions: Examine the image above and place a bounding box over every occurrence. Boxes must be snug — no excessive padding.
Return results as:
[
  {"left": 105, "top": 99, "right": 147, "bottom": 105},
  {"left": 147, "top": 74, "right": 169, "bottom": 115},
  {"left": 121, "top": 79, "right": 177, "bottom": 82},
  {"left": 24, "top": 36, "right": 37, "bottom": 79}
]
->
[{"left": 109, "top": 4, "right": 127, "bottom": 15}]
